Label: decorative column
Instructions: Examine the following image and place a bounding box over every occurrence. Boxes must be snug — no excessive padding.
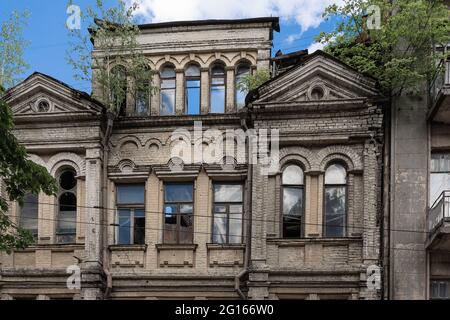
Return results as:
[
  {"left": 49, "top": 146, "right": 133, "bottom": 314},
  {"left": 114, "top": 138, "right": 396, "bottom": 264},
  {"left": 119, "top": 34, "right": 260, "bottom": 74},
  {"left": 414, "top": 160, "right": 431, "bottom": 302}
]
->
[
  {"left": 248, "top": 160, "right": 270, "bottom": 300},
  {"left": 200, "top": 68, "right": 210, "bottom": 114},
  {"left": 81, "top": 148, "right": 105, "bottom": 300},
  {"left": 151, "top": 72, "right": 160, "bottom": 116},
  {"left": 360, "top": 139, "right": 382, "bottom": 300},
  {"left": 175, "top": 69, "right": 185, "bottom": 115},
  {"left": 225, "top": 66, "right": 235, "bottom": 113}
]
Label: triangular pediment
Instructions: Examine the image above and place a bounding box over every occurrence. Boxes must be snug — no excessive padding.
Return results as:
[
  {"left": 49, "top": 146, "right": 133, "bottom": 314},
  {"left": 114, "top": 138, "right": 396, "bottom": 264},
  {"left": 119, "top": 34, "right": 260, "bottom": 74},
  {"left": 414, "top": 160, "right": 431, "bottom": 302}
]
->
[
  {"left": 3, "top": 72, "right": 103, "bottom": 116},
  {"left": 254, "top": 51, "right": 380, "bottom": 104}
]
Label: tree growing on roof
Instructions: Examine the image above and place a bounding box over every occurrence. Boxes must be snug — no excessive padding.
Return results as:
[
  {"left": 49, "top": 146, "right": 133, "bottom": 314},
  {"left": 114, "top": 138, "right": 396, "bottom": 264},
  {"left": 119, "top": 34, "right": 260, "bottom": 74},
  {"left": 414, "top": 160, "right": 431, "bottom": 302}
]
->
[{"left": 66, "top": 0, "right": 156, "bottom": 115}]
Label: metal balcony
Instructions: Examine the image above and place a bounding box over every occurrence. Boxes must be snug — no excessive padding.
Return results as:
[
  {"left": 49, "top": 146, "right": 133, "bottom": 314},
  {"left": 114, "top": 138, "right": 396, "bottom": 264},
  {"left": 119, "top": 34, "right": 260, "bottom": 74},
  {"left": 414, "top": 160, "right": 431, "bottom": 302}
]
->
[
  {"left": 427, "top": 190, "right": 450, "bottom": 249},
  {"left": 428, "top": 59, "right": 450, "bottom": 123}
]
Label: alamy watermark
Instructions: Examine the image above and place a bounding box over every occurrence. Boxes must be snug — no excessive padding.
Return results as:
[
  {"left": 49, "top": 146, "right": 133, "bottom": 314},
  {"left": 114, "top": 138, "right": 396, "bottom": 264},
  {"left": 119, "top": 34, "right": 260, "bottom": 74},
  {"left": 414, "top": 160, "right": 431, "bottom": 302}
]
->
[
  {"left": 66, "top": 265, "right": 81, "bottom": 290},
  {"left": 66, "top": 4, "right": 81, "bottom": 30},
  {"left": 366, "top": 265, "right": 381, "bottom": 291},
  {"left": 169, "top": 121, "right": 279, "bottom": 176}
]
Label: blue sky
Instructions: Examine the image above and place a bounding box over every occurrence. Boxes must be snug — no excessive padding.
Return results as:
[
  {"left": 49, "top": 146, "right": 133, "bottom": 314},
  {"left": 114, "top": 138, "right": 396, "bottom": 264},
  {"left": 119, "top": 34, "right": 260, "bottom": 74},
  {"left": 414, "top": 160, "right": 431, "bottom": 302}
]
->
[{"left": 0, "top": 0, "right": 339, "bottom": 93}]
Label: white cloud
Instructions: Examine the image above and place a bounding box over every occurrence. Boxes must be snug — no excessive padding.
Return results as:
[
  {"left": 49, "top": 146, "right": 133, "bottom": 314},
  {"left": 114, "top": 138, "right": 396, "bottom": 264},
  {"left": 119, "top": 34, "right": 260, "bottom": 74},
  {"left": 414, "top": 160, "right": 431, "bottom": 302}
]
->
[
  {"left": 307, "top": 35, "right": 336, "bottom": 53},
  {"left": 307, "top": 42, "right": 325, "bottom": 53},
  {"left": 286, "top": 34, "right": 302, "bottom": 44},
  {"left": 128, "top": 0, "right": 343, "bottom": 33}
]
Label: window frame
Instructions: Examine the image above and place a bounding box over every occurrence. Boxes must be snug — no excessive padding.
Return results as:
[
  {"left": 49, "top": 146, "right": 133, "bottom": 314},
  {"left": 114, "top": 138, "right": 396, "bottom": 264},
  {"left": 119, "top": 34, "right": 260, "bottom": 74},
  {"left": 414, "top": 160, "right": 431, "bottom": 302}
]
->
[
  {"left": 111, "top": 65, "right": 128, "bottom": 116},
  {"left": 280, "top": 164, "right": 305, "bottom": 239},
  {"left": 235, "top": 62, "right": 252, "bottom": 110},
  {"left": 430, "top": 152, "right": 450, "bottom": 205},
  {"left": 56, "top": 168, "right": 78, "bottom": 244},
  {"left": 134, "top": 72, "right": 150, "bottom": 117},
  {"left": 163, "top": 183, "right": 195, "bottom": 244},
  {"left": 209, "top": 63, "right": 227, "bottom": 114},
  {"left": 160, "top": 65, "right": 177, "bottom": 116},
  {"left": 211, "top": 182, "right": 245, "bottom": 244},
  {"left": 184, "top": 64, "right": 201, "bottom": 115},
  {"left": 322, "top": 163, "right": 348, "bottom": 238},
  {"left": 19, "top": 193, "right": 39, "bottom": 238},
  {"left": 115, "top": 183, "right": 146, "bottom": 245}
]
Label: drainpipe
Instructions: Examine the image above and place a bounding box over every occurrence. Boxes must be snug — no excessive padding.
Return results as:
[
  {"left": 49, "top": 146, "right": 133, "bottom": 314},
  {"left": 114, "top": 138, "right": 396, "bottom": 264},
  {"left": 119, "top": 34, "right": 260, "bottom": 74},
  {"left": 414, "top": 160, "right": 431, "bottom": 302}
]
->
[
  {"left": 235, "top": 107, "right": 253, "bottom": 300},
  {"left": 101, "top": 110, "right": 114, "bottom": 299}
]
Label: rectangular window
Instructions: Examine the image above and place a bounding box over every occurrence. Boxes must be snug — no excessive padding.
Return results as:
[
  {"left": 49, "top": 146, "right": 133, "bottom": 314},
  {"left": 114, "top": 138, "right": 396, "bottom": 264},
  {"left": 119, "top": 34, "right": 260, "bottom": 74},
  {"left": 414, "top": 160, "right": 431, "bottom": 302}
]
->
[
  {"left": 135, "top": 88, "right": 149, "bottom": 116},
  {"left": 20, "top": 193, "right": 39, "bottom": 237},
  {"left": 164, "top": 183, "right": 194, "bottom": 244},
  {"left": 431, "top": 280, "right": 450, "bottom": 300},
  {"left": 213, "top": 183, "right": 244, "bottom": 244},
  {"left": 324, "top": 186, "right": 346, "bottom": 237},
  {"left": 160, "top": 79, "right": 175, "bottom": 115},
  {"left": 430, "top": 153, "right": 450, "bottom": 205},
  {"left": 116, "top": 184, "right": 145, "bottom": 245},
  {"left": 282, "top": 187, "right": 303, "bottom": 238}
]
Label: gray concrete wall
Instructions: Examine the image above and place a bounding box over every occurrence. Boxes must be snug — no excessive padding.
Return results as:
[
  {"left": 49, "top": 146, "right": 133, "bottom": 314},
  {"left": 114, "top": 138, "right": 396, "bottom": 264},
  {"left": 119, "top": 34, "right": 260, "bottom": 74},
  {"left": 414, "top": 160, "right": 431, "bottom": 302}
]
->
[{"left": 389, "top": 95, "right": 428, "bottom": 299}]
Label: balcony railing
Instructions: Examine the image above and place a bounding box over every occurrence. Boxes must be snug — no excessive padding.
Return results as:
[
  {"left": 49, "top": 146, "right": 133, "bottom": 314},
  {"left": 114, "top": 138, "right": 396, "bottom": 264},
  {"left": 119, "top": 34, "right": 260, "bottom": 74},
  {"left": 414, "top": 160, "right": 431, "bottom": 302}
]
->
[
  {"left": 428, "top": 190, "right": 450, "bottom": 233},
  {"left": 429, "top": 59, "right": 450, "bottom": 107}
]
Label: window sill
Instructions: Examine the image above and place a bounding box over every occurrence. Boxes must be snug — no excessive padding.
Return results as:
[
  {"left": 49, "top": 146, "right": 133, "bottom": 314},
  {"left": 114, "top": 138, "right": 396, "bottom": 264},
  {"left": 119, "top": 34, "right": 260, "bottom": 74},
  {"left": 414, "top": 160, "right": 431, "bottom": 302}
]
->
[
  {"left": 155, "top": 244, "right": 198, "bottom": 251},
  {"left": 267, "top": 237, "right": 363, "bottom": 246},
  {"left": 109, "top": 244, "right": 147, "bottom": 252},
  {"left": 206, "top": 243, "right": 246, "bottom": 250}
]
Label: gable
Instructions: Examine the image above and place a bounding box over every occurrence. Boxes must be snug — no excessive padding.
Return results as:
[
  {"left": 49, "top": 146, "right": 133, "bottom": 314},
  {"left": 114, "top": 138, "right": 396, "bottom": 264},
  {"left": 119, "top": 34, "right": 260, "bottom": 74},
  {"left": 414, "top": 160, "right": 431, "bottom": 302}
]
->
[
  {"left": 3, "top": 73, "right": 103, "bottom": 116},
  {"left": 254, "top": 51, "right": 379, "bottom": 104}
]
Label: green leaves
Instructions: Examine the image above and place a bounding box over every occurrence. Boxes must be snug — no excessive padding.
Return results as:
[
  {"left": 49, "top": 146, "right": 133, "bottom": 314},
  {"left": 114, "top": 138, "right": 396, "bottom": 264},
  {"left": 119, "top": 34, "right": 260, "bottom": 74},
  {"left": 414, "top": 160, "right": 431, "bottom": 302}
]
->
[
  {"left": 317, "top": 0, "right": 450, "bottom": 96},
  {"left": 66, "top": 0, "right": 155, "bottom": 114},
  {"left": 236, "top": 69, "right": 271, "bottom": 93},
  {"left": 0, "top": 10, "right": 30, "bottom": 89}
]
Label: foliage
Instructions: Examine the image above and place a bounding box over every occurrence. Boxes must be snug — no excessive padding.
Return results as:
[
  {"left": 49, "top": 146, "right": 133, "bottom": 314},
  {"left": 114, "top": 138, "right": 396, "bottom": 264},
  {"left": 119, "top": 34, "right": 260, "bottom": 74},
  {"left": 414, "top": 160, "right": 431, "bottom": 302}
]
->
[
  {"left": 0, "top": 10, "right": 30, "bottom": 90},
  {"left": 67, "top": 0, "right": 156, "bottom": 113},
  {"left": 316, "top": 0, "right": 450, "bottom": 95},
  {"left": 236, "top": 68, "right": 271, "bottom": 93}
]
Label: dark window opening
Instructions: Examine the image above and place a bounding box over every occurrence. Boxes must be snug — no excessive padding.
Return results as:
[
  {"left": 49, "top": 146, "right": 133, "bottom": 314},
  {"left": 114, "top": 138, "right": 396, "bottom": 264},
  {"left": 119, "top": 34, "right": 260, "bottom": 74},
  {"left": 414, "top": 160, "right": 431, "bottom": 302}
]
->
[
  {"left": 164, "top": 183, "right": 194, "bottom": 244},
  {"left": 56, "top": 169, "right": 77, "bottom": 244}
]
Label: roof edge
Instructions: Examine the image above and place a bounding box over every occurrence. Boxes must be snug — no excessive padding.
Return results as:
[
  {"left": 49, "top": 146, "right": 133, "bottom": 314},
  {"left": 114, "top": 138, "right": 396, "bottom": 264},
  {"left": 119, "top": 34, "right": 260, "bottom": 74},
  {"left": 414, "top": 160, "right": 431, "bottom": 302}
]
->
[{"left": 137, "top": 17, "right": 280, "bottom": 32}]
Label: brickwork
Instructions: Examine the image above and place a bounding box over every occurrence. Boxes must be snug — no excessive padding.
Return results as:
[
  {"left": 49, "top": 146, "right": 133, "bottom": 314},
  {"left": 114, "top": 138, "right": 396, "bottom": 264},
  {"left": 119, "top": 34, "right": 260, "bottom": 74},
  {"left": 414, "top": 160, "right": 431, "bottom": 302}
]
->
[{"left": 0, "top": 18, "right": 386, "bottom": 300}]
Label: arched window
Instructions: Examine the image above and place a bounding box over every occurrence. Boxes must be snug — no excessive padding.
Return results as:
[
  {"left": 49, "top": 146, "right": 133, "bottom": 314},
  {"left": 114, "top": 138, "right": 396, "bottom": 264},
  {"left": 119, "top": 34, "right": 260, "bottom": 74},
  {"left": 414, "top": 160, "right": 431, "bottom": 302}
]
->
[
  {"left": 210, "top": 64, "right": 226, "bottom": 113},
  {"left": 185, "top": 64, "right": 201, "bottom": 115},
  {"left": 56, "top": 169, "right": 77, "bottom": 244},
  {"left": 324, "top": 163, "right": 347, "bottom": 238},
  {"left": 282, "top": 164, "right": 304, "bottom": 238},
  {"left": 111, "top": 65, "right": 127, "bottom": 116},
  {"left": 235, "top": 63, "right": 251, "bottom": 109},
  {"left": 20, "top": 193, "right": 39, "bottom": 238},
  {"left": 160, "top": 65, "right": 176, "bottom": 115},
  {"left": 134, "top": 65, "right": 150, "bottom": 116}
]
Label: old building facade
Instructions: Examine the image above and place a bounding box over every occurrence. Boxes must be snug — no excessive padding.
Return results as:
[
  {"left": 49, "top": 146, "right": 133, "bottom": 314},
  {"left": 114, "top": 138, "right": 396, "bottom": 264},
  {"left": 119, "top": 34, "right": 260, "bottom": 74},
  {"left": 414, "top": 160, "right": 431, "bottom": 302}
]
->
[{"left": 0, "top": 17, "right": 385, "bottom": 300}]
